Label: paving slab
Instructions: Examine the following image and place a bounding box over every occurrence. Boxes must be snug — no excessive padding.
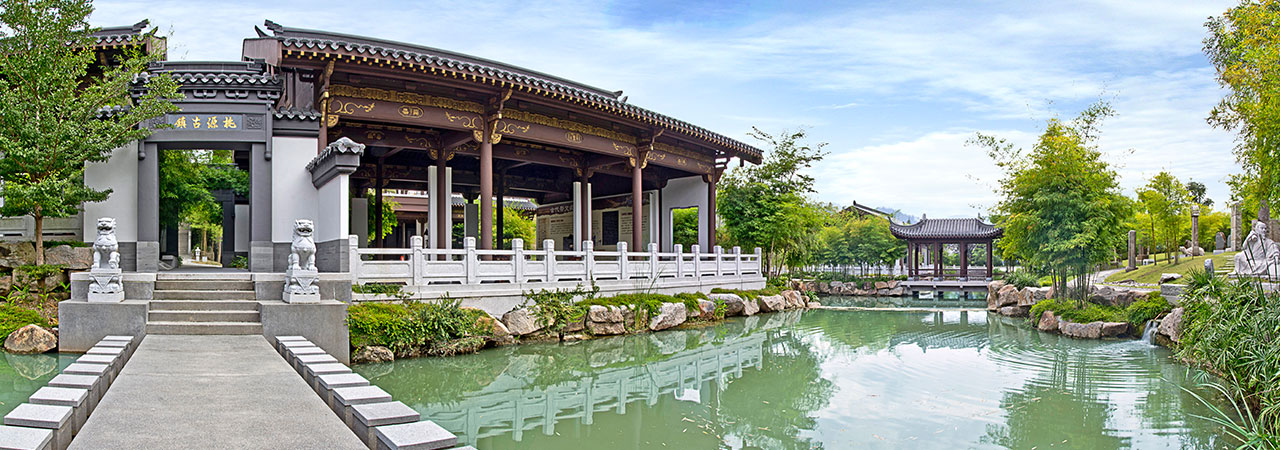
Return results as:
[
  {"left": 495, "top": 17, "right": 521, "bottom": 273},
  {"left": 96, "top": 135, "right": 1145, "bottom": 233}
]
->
[{"left": 69, "top": 335, "right": 364, "bottom": 449}]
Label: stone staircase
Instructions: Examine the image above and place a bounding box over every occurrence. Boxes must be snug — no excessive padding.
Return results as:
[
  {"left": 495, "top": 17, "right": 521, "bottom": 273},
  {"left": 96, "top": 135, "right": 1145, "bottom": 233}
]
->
[
  {"left": 1217, "top": 257, "right": 1236, "bottom": 276},
  {"left": 147, "top": 273, "right": 262, "bottom": 335}
]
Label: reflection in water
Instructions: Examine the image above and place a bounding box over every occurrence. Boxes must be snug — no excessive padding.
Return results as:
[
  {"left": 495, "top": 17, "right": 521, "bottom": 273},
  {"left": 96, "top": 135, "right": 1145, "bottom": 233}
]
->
[
  {"left": 356, "top": 305, "right": 1227, "bottom": 449},
  {"left": 0, "top": 353, "right": 76, "bottom": 416}
]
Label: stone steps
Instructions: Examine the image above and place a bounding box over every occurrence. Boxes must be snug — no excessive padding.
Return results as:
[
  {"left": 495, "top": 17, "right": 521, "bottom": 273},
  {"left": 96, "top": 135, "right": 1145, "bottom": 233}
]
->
[
  {"left": 155, "top": 272, "right": 252, "bottom": 281},
  {"left": 154, "top": 280, "right": 255, "bottom": 291},
  {"left": 149, "top": 300, "right": 260, "bottom": 311},
  {"left": 148, "top": 310, "right": 261, "bottom": 323},
  {"left": 146, "top": 321, "right": 264, "bottom": 335},
  {"left": 152, "top": 290, "right": 257, "bottom": 301}
]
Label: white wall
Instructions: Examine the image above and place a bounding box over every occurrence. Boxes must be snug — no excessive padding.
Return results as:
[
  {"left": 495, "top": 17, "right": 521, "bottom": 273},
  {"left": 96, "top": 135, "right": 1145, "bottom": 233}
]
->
[
  {"left": 660, "top": 175, "right": 709, "bottom": 252},
  {"left": 83, "top": 143, "right": 139, "bottom": 242},
  {"left": 271, "top": 137, "right": 320, "bottom": 243},
  {"left": 316, "top": 178, "right": 349, "bottom": 242}
]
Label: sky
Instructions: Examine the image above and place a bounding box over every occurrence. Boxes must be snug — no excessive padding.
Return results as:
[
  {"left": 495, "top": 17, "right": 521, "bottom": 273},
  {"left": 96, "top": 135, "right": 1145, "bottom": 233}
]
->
[{"left": 91, "top": 0, "right": 1240, "bottom": 218}]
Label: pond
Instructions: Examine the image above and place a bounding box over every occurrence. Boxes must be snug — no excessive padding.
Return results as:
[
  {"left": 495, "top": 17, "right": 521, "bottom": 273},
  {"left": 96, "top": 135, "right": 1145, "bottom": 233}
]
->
[
  {"left": 0, "top": 352, "right": 76, "bottom": 416},
  {"left": 354, "top": 299, "right": 1228, "bottom": 449}
]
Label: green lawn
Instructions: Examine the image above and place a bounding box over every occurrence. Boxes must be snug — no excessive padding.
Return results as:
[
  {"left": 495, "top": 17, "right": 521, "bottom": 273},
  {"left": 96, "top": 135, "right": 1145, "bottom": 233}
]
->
[{"left": 1104, "top": 251, "right": 1236, "bottom": 284}]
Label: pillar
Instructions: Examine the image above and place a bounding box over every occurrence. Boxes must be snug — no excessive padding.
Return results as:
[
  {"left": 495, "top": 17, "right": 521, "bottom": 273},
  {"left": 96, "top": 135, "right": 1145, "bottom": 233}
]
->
[
  {"left": 496, "top": 171, "right": 505, "bottom": 249},
  {"left": 934, "top": 242, "right": 942, "bottom": 280},
  {"left": 1231, "top": 201, "right": 1242, "bottom": 251},
  {"left": 985, "top": 239, "right": 993, "bottom": 279},
  {"left": 434, "top": 157, "right": 449, "bottom": 250},
  {"left": 137, "top": 142, "right": 159, "bottom": 272},
  {"left": 249, "top": 142, "right": 272, "bottom": 271},
  {"left": 1192, "top": 205, "right": 1201, "bottom": 254},
  {"left": 631, "top": 162, "right": 643, "bottom": 249},
  {"left": 906, "top": 242, "right": 915, "bottom": 279},
  {"left": 463, "top": 192, "right": 478, "bottom": 239},
  {"left": 705, "top": 172, "right": 719, "bottom": 249},
  {"left": 479, "top": 123, "right": 495, "bottom": 250},
  {"left": 374, "top": 158, "right": 384, "bottom": 248},
  {"left": 959, "top": 242, "right": 969, "bottom": 279},
  {"left": 579, "top": 174, "right": 592, "bottom": 247}
]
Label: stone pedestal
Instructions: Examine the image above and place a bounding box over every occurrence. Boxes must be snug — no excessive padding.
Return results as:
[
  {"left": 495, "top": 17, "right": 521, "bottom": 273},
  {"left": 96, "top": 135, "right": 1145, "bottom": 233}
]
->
[
  {"left": 87, "top": 268, "right": 123, "bottom": 303},
  {"left": 1192, "top": 206, "right": 1202, "bottom": 255},
  {"left": 1231, "top": 202, "right": 1242, "bottom": 251},
  {"left": 1127, "top": 230, "right": 1136, "bottom": 272},
  {"left": 283, "top": 268, "right": 320, "bottom": 304}
]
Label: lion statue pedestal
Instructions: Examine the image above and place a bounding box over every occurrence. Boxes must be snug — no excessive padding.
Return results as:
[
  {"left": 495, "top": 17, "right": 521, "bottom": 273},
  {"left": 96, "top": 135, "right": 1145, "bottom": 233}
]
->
[
  {"left": 88, "top": 217, "right": 123, "bottom": 303},
  {"left": 284, "top": 219, "right": 320, "bottom": 304}
]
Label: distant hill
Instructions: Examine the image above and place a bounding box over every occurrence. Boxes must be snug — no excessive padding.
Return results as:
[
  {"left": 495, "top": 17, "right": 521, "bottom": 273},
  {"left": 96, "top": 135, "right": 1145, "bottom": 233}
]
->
[{"left": 876, "top": 207, "right": 917, "bottom": 224}]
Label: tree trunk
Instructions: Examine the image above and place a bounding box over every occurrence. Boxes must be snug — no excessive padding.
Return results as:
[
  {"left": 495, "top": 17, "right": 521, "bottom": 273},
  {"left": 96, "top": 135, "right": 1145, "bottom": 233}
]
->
[{"left": 33, "top": 212, "right": 43, "bottom": 265}]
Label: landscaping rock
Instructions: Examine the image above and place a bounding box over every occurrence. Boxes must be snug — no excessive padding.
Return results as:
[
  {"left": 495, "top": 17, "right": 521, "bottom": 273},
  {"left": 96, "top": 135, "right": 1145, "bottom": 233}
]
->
[
  {"left": 352, "top": 345, "right": 394, "bottom": 364},
  {"left": 587, "top": 320, "right": 626, "bottom": 336},
  {"left": 743, "top": 296, "right": 760, "bottom": 315},
  {"left": 711, "top": 294, "right": 746, "bottom": 316},
  {"left": 587, "top": 305, "right": 623, "bottom": 323},
  {"left": 999, "top": 305, "right": 1030, "bottom": 318},
  {"left": 501, "top": 308, "right": 543, "bottom": 336},
  {"left": 648, "top": 302, "right": 687, "bottom": 331},
  {"left": 885, "top": 287, "right": 906, "bottom": 296},
  {"left": 697, "top": 299, "right": 716, "bottom": 320},
  {"left": 1157, "top": 307, "right": 1184, "bottom": 343},
  {"left": 781, "top": 290, "right": 805, "bottom": 309},
  {"left": 3, "top": 325, "right": 54, "bottom": 354},
  {"left": 0, "top": 275, "right": 11, "bottom": 297},
  {"left": 1088, "top": 285, "right": 1148, "bottom": 307},
  {"left": 563, "top": 316, "right": 585, "bottom": 333},
  {"left": 1160, "top": 273, "right": 1182, "bottom": 284},
  {"left": 874, "top": 281, "right": 891, "bottom": 290},
  {"left": 43, "top": 245, "right": 90, "bottom": 270},
  {"left": 1100, "top": 322, "right": 1129, "bottom": 338},
  {"left": 1060, "top": 321, "right": 1104, "bottom": 339},
  {"left": 472, "top": 313, "right": 511, "bottom": 339},
  {"left": 807, "top": 301, "right": 821, "bottom": 308},
  {"left": 997, "top": 284, "right": 1022, "bottom": 307},
  {"left": 1036, "top": 311, "right": 1059, "bottom": 332},
  {"left": 0, "top": 242, "right": 34, "bottom": 268},
  {"left": 987, "top": 281, "right": 1007, "bottom": 311},
  {"left": 758, "top": 295, "right": 787, "bottom": 313},
  {"left": 1020, "top": 287, "right": 1052, "bottom": 306},
  {"left": 622, "top": 307, "right": 637, "bottom": 329}
]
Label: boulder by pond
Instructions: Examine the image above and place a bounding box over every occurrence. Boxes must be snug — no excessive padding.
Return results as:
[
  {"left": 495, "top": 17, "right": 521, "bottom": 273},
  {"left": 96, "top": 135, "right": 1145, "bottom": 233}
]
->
[
  {"left": 648, "top": 302, "right": 687, "bottom": 331},
  {"left": 3, "top": 324, "right": 55, "bottom": 354},
  {"left": 697, "top": 299, "right": 716, "bottom": 320},
  {"left": 1060, "top": 321, "right": 1104, "bottom": 339},
  {"left": 987, "top": 281, "right": 1007, "bottom": 311},
  {"left": 352, "top": 345, "right": 394, "bottom": 364},
  {"left": 1157, "top": 307, "right": 1184, "bottom": 343},
  {"left": 781, "top": 290, "right": 805, "bottom": 309},
  {"left": 587, "top": 320, "right": 626, "bottom": 336},
  {"left": 999, "top": 305, "right": 1030, "bottom": 318},
  {"left": 758, "top": 295, "right": 787, "bottom": 313},
  {"left": 501, "top": 308, "right": 544, "bottom": 336},
  {"left": 1036, "top": 311, "right": 1059, "bottom": 332},
  {"left": 997, "top": 284, "right": 1022, "bottom": 307},
  {"left": 710, "top": 293, "right": 748, "bottom": 316}
]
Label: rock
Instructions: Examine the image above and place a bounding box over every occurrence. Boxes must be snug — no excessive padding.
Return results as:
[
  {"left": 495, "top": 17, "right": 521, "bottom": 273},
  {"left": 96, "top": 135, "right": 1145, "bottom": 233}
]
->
[
  {"left": 0, "top": 242, "right": 34, "bottom": 268},
  {"left": 1060, "top": 321, "right": 1104, "bottom": 339},
  {"left": 587, "top": 320, "right": 626, "bottom": 335},
  {"left": 648, "top": 302, "right": 687, "bottom": 331},
  {"left": 1020, "top": 287, "right": 1052, "bottom": 306},
  {"left": 758, "top": 295, "right": 787, "bottom": 313},
  {"left": 1088, "top": 286, "right": 1147, "bottom": 307},
  {"left": 588, "top": 305, "right": 622, "bottom": 323},
  {"left": 697, "top": 299, "right": 716, "bottom": 319},
  {"left": 3, "top": 325, "right": 55, "bottom": 354},
  {"left": 987, "top": 281, "right": 1007, "bottom": 311},
  {"left": 781, "top": 290, "right": 805, "bottom": 309},
  {"left": 887, "top": 280, "right": 901, "bottom": 289},
  {"left": 352, "top": 345, "right": 394, "bottom": 364},
  {"left": 0, "top": 275, "right": 11, "bottom": 297},
  {"left": 1157, "top": 307, "right": 1184, "bottom": 343},
  {"left": 43, "top": 245, "right": 90, "bottom": 270},
  {"left": 874, "top": 281, "right": 891, "bottom": 290},
  {"left": 472, "top": 313, "right": 511, "bottom": 339},
  {"left": 807, "top": 302, "right": 822, "bottom": 308},
  {"left": 742, "top": 296, "right": 759, "bottom": 315},
  {"left": 1036, "top": 311, "right": 1059, "bottom": 332},
  {"left": 1100, "top": 322, "right": 1129, "bottom": 338},
  {"left": 711, "top": 293, "right": 747, "bottom": 316},
  {"left": 997, "top": 284, "right": 1022, "bottom": 307},
  {"left": 564, "top": 316, "right": 585, "bottom": 333},
  {"left": 885, "top": 287, "right": 906, "bottom": 296},
  {"left": 999, "top": 305, "right": 1030, "bottom": 317},
  {"left": 501, "top": 308, "right": 544, "bottom": 336},
  {"left": 622, "top": 307, "right": 637, "bottom": 329},
  {"left": 561, "top": 334, "right": 587, "bottom": 342},
  {"left": 1160, "top": 273, "right": 1182, "bottom": 284}
]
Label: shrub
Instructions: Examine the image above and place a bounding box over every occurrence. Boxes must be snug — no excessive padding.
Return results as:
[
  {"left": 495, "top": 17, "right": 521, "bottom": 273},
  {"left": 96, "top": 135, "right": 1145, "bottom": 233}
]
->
[
  {"left": 1029, "top": 298, "right": 1124, "bottom": 324},
  {"left": 346, "top": 299, "right": 481, "bottom": 354},
  {"left": 346, "top": 302, "right": 413, "bottom": 350},
  {"left": 1004, "top": 271, "right": 1042, "bottom": 289},
  {"left": 521, "top": 285, "right": 597, "bottom": 339},
  {"left": 710, "top": 286, "right": 781, "bottom": 300},
  {"left": 413, "top": 299, "right": 482, "bottom": 343},
  {"left": 0, "top": 305, "right": 47, "bottom": 339},
  {"left": 353, "top": 283, "right": 409, "bottom": 299},
  {"left": 1124, "top": 293, "right": 1171, "bottom": 328}
]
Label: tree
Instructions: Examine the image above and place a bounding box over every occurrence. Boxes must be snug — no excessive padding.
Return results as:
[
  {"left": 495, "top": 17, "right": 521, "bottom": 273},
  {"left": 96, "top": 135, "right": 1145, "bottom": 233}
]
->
[
  {"left": 497, "top": 207, "right": 535, "bottom": 249},
  {"left": 1137, "top": 172, "right": 1191, "bottom": 264},
  {"left": 0, "top": 1, "right": 180, "bottom": 264},
  {"left": 971, "top": 102, "right": 1131, "bottom": 301},
  {"left": 718, "top": 128, "right": 827, "bottom": 275},
  {"left": 366, "top": 190, "right": 397, "bottom": 244},
  {"left": 671, "top": 207, "right": 699, "bottom": 249},
  {"left": 1187, "top": 180, "right": 1214, "bottom": 207},
  {"left": 1206, "top": 1, "right": 1280, "bottom": 218}
]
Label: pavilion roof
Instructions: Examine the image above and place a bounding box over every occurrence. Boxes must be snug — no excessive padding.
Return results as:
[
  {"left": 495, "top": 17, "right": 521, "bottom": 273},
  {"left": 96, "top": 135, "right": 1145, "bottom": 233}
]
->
[
  {"left": 90, "top": 20, "right": 153, "bottom": 48},
  {"left": 889, "top": 217, "right": 1003, "bottom": 240},
  {"left": 259, "top": 20, "right": 764, "bottom": 164}
]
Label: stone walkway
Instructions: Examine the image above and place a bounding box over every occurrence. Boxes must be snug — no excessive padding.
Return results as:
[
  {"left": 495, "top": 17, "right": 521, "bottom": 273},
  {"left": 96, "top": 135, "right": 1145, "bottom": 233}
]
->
[{"left": 69, "top": 335, "right": 365, "bottom": 449}]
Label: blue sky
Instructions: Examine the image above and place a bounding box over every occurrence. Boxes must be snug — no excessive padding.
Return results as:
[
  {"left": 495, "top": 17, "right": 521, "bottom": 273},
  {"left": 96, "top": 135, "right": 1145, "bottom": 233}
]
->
[{"left": 92, "top": 0, "right": 1239, "bottom": 217}]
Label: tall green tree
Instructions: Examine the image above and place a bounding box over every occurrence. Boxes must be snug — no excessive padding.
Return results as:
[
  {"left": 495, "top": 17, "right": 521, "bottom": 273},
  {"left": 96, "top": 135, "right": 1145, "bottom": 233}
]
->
[
  {"left": 1187, "top": 180, "right": 1214, "bottom": 207},
  {"left": 671, "top": 207, "right": 699, "bottom": 249},
  {"left": 1137, "top": 172, "right": 1191, "bottom": 264},
  {"left": 971, "top": 102, "right": 1131, "bottom": 301},
  {"left": 1206, "top": 0, "right": 1280, "bottom": 218},
  {"left": 0, "top": 0, "right": 179, "bottom": 264},
  {"left": 718, "top": 128, "right": 827, "bottom": 275}
]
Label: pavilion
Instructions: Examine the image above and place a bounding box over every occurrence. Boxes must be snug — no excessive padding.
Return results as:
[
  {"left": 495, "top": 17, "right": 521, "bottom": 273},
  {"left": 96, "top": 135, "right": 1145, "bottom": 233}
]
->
[{"left": 890, "top": 217, "right": 1003, "bottom": 282}]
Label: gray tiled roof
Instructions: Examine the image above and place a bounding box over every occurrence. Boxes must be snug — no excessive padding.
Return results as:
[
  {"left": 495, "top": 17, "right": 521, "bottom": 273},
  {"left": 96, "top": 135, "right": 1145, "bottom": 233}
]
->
[
  {"left": 91, "top": 20, "right": 148, "bottom": 46},
  {"left": 889, "top": 217, "right": 1003, "bottom": 240}
]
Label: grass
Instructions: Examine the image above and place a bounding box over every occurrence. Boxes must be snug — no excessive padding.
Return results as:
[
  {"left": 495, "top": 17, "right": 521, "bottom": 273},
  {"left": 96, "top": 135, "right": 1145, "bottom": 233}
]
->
[
  {"left": 1029, "top": 293, "right": 1171, "bottom": 329},
  {"left": 1104, "top": 251, "right": 1235, "bottom": 284},
  {"left": 0, "top": 305, "right": 49, "bottom": 339}
]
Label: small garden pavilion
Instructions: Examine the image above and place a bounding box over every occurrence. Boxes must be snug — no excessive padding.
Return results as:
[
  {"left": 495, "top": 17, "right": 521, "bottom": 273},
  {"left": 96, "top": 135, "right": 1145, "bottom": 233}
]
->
[{"left": 891, "top": 217, "right": 1003, "bottom": 281}]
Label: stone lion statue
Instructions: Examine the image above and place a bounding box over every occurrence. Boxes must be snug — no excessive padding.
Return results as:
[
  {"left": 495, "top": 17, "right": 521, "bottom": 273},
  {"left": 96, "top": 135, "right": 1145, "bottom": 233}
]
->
[
  {"left": 92, "top": 217, "right": 119, "bottom": 270},
  {"left": 1232, "top": 220, "right": 1280, "bottom": 277},
  {"left": 289, "top": 219, "right": 316, "bottom": 271}
]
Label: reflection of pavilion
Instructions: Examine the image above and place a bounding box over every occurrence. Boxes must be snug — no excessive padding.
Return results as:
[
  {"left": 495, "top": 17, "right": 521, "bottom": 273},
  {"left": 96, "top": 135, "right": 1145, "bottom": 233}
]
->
[{"left": 421, "top": 333, "right": 766, "bottom": 443}]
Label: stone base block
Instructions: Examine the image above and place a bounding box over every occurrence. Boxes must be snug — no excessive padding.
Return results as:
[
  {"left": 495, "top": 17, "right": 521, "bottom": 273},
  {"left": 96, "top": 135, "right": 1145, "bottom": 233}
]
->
[
  {"left": 57, "top": 301, "right": 147, "bottom": 353},
  {"left": 283, "top": 291, "right": 320, "bottom": 304},
  {"left": 0, "top": 424, "right": 52, "bottom": 450},
  {"left": 260, "top": 300, "right": 350, "bottom": 364},
  {"left": 87, "top": 290, "right": 124, "bottom": 303},
  {"left": 374, "top": 420, "right": 457, "bottom": 450}
]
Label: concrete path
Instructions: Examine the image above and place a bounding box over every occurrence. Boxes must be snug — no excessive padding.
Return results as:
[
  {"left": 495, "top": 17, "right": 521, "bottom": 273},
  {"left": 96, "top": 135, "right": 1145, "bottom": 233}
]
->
[{"left": 69, "top": 335, "right": 365, "bottom": 449}]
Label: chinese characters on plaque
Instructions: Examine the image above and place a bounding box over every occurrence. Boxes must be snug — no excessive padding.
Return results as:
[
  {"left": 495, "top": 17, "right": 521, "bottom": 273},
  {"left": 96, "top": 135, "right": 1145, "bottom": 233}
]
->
[{"left": 167, "top": 114, "right": 243, "bottom": 130}]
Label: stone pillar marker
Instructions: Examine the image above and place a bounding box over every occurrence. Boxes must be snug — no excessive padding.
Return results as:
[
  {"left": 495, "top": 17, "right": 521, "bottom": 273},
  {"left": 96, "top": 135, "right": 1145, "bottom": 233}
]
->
[
  {"left": 1231, "top": 201, "right": 1242, "bottom": 251},
  {"left": 1192, "top": 205, "right": 1201, "bottom": 255},
  {"left": 1127, "top": 230, "right": 1136, "bottom": 272}
]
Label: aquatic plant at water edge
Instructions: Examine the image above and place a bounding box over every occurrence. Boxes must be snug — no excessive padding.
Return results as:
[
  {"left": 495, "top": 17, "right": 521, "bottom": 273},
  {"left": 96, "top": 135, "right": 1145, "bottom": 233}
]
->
[{"left": 521, "top": 284, "right": 597, "bottom": 339}]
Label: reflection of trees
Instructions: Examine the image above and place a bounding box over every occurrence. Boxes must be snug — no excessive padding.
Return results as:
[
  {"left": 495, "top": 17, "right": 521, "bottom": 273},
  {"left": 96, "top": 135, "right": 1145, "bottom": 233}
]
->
[
  {"left": 979, "top": 354, "right": 1126, "bottom": 449},
  {"left": 715, "top": 328, "right": 834, "bottom": 450}
]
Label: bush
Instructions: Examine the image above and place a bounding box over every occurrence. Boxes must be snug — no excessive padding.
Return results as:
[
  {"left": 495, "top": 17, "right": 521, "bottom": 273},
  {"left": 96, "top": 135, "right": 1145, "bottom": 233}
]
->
[
  {"left": 710, "top": 286, "right": 781, "bottom": 300},
  {"left": 521, "top": 285, "right": 597, "bottom": 339},
  {"left": 346, "top": 299, "right": 483, "bottom": 354},
  {"left": 1125, "top": 293, "right": 1171, "bottom": 328},
  {"left": 0, "top": 305, "right": 47, "bottom": 339},
  {"left": 353, "top": 283, "right": 409, "bottom": 299},
  {"left": 347, "top": 302, "right": 414, "bottom": 350},
  {"left": 1004, "top": 271, "right": 1042, "bottom": 289},
  {"left": 1029, "top": 298, "right": 1125, "bottom": 324}
]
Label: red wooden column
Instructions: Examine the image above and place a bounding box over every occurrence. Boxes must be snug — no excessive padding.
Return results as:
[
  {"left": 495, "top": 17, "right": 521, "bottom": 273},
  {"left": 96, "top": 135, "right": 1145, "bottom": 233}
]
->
[
  {"left": 631, "top": 161, "right": 643, "bottom": 249},
  {"left": 704, "top": 169, "right": 721, "bottom": 249},
  {"left": 960, "top": 241, "right": 969, "bottom": 279},
  {"left": 479, "top": 121, "right": 495, "bottom": 250},
  {"left": 579, "top": 172, "right": 592, "bottom": 245},
  {"left": 934, "top": 242, "right": 942, "bottom": 279},
  {"left": 986, "top": 239, "right": 994, "bottom": 279},
  {"left": 434, "top": 153, "right": 448, "bottom": 250}
]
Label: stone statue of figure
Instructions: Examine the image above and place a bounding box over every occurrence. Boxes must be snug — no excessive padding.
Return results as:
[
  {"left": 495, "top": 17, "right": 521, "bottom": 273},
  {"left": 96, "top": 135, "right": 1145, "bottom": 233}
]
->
[{"left": 1232, "top": 220, "right": 1280, "bottom": 277}]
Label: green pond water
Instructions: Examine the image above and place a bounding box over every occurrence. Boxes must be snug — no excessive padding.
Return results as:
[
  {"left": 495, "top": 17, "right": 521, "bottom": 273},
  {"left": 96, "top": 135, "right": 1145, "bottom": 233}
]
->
[
  {"left": 0, "top": 352, "right": 76, "bottom": 416},
  {"left": 354, "top": 298, "right": 1229, "bottom": 449}
]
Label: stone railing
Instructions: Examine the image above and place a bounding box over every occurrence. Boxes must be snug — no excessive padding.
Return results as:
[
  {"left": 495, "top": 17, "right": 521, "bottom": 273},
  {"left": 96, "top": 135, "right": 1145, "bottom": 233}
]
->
[{"left": 349, "top": 235, "right": 763, "bottom": 286}]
